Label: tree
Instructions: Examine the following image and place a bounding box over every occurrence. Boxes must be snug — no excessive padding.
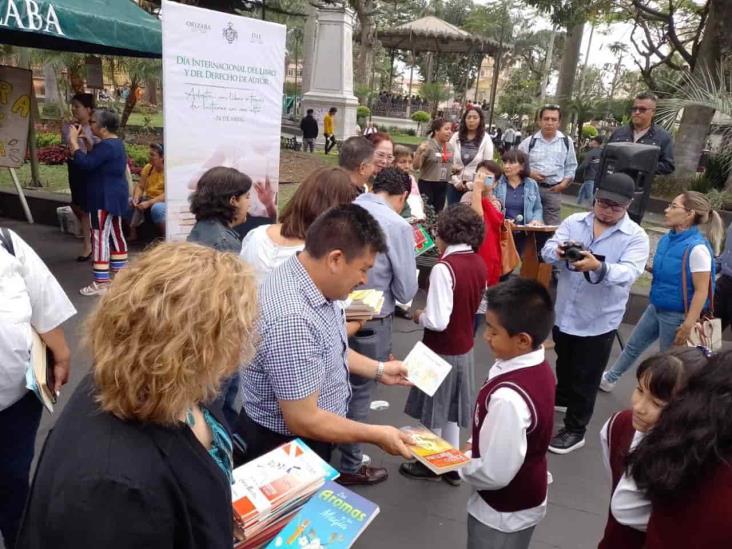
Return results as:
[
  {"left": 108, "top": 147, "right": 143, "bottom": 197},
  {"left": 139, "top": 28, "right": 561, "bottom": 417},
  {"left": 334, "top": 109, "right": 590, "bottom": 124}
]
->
[
  {"left": 420, "top": 82, "right": 451, "bottom": 116},
  {"left": 118, "top": 59, "right": 162, "bottom": 130}
]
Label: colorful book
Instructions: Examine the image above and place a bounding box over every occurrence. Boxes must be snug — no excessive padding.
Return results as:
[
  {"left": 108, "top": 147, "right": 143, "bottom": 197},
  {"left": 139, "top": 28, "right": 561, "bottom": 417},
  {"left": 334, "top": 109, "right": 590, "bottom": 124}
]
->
[
  {"left": 266, "top": 480, "right": 379, "bottom": 549},
  {"left": 401, "top": 425, "right": 470, "bottom": 475},
  {"left": 413, "top": 224, "right": 436, "bottom": 256},
  {"left": 344, "top": 289, "right": 384, "bottom": 321},
  {"left": 403, "top": 341, "right": 453, "bottom": 397}
]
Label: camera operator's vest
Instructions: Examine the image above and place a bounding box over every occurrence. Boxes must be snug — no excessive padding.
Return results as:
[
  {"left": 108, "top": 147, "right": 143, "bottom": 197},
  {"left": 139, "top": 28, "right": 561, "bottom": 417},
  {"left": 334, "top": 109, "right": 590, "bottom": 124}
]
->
[{"left": 649, "top": 227, "right": 714, "bottom": 313}]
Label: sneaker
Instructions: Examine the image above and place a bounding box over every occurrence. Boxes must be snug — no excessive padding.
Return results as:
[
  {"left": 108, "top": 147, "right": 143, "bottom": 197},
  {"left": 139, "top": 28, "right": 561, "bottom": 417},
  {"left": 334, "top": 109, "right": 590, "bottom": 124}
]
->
[
  {"left": 599, "top": 372, "right": 617, "bottom": 393},
  {"left": 442, "top": 470, "right": 462, "bottom": 487},
  {"left": 398, "top": 461, "right": 441, "bottom": 482},
  {"left": 80, "top": 281, "right": 109, "bottom": 296},
  {"left": 554, "top": 405, "right": 567, "bottom": 414},
  {"left": 548, "top": 429, "right": 585, "bottom": 455}
]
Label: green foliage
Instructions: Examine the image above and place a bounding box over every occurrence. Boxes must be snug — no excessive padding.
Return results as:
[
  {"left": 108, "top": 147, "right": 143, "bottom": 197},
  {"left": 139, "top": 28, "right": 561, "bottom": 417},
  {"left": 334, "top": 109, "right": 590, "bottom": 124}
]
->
[
  {"left": 411, "top": 111, "right": 431, "bottom": 123},
  {"left": 125, "top": 144, "right": 150, "bottom": 168},
  {"left": 283, "top": 81, "right": 299, "bottom": 96},
  {"left": 696, "top": 154, "right": 732, "bottom": 192},
  {"left": 420, "top": 82, "right": 451, "bottom": 115},
  {"left": 702, "top": 189, "right": 732, "bottom": 211},
  {"left": 581, "top": 125, "right": 599, "bottom": 138},
  {"left": 354, "top": 84, "right": 371, "bottom": 104},
  {"left": 41, "top": 102, "right": 62, "bottom": 119},
  {"left": 498, "top": 70, "right": 539, "bottom": 118},
  {"left": 36, "top": 132, "right": 61, "bottom": 148},
  {"left": 357, "top": 105, "right": 371, "bottom": 119},
  {"left": 653, "top": 174, "right": 696, "bottom": 198}
]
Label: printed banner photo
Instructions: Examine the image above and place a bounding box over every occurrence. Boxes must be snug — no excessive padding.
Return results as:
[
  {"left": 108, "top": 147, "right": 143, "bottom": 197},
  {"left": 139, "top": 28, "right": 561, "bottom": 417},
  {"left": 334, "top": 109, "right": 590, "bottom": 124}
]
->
[{"left": 162, "top": 0, "right": 285, "bottom": 240}]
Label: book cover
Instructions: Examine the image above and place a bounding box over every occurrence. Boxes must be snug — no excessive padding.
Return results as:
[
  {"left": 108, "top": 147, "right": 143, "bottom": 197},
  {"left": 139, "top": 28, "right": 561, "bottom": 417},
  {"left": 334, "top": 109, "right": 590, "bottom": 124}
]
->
[
  {"left": 401, "top": 425, "right": 470, "bottom": 475},
  {"left": 24, "top": 329, "right": 56, "bottom": 413},
  {"left": 266, "top": 480, "right": 379, "bottom": 549},
  {"left": 231, "top": 439, "right": 338, "bottom": 526},
  {"left": 403, "top": 341, "right": 452, "bottom": 397},
  {"left": 413, "top": 224, "right": 435, "bottom": 256}
]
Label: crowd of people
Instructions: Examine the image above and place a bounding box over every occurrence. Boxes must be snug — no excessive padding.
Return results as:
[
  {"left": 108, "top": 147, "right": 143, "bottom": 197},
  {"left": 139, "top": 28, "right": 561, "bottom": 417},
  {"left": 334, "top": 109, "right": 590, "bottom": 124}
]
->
[{"left": 2, "top": 90, "right": 731, "bottom": 549}]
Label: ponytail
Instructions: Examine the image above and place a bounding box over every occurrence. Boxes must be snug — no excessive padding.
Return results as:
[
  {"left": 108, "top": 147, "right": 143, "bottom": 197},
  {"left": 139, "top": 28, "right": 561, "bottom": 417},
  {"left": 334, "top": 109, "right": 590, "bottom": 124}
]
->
[{"left": 682, "top": 191, "right": 724, "bottom": 255}]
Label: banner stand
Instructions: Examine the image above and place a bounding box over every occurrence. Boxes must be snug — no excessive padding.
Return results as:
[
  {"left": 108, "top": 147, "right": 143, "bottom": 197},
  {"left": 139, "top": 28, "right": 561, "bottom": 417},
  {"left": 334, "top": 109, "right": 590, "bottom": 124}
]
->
[{"left": 8, "top": 167, "right": 34, "bottom": 223}]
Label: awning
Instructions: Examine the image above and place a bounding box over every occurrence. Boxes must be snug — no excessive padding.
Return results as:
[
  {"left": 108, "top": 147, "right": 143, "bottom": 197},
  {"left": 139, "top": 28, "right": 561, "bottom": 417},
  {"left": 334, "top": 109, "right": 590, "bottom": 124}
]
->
[{"left": 0, "top": 0, "right": 161, "bottom": 58}]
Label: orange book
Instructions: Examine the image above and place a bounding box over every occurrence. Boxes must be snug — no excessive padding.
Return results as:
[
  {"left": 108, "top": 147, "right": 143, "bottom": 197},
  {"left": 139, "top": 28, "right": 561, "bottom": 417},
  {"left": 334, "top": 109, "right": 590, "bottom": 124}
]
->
[{"left": 401, "top": 425, "right": 470, "bottom": 474}]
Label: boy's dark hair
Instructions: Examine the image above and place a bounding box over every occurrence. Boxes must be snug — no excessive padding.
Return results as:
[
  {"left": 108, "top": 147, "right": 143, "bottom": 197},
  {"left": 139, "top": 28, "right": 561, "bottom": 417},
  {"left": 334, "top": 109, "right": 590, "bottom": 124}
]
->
[
  {"left": 393, "top": 144, "right": 413, "bottom": 160},
  {"left": 591, "top": 135, "right": 604, "bottom": 145},
  {"left": 476, "top": 160, "right": 503, "bottom": 179},
  {"left": 305, "top": 204, "right": 387, "bottom": 261},
  {"left": 71, "top": 93, "right": 95, "bottom": 110},
  {"left": 436, "top": 203, "right": 484, "bottom": 249},
  {"left": 190, "top": 167, "right": 252, "bottom": 223},
  {"left": 373, "top": 167, "right": 411, "bottom": 196},
  {"left": 635, "top": 347, "right": 708, "bottom": 403},
  {"left": 486, "top": 278, "right": 554, "bottom": 349},
  {"left": 338, "top": 136, "right": 374, "bottom": 171},
  {"left": 306, "top": 108, "right": 314, "bottom": 115},
  {"left": 501, "top": 149, "right": 531, "bottom": 179}
]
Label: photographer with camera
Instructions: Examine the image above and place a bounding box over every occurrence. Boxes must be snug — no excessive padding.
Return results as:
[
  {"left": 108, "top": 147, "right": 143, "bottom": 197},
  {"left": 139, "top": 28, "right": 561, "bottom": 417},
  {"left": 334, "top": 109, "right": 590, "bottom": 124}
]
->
[{"left": 541, "top": 173, "right": 649, "bottom": 454}]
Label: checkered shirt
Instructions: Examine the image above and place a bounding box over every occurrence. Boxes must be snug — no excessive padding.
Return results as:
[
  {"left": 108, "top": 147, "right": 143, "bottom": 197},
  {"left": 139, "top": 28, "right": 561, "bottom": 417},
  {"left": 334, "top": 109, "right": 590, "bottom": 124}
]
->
[
  {"left": 241, "top": 254, "right": 351, "bottom": 435},
  {"left": 518, "top": 131, "right": 578, "bottom": 186}
]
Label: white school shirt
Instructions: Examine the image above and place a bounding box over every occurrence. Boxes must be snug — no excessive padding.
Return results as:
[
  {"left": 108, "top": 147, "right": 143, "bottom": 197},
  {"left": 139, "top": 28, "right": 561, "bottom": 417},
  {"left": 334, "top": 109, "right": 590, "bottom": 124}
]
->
[
  {"left": 239, "top": 224, "right": 304, "bottom": 284},
  {"left": 0, "top": 229, "right": 76, "bottom": 411},
  {"left": 600, "top": 419, "right": 650, "bottom": 532},
  {"left": 417, "top": 243, "right": 473, "bottom": 332},
  {"left": 459, "top": 348, "right": 549, "bottom": 533}
]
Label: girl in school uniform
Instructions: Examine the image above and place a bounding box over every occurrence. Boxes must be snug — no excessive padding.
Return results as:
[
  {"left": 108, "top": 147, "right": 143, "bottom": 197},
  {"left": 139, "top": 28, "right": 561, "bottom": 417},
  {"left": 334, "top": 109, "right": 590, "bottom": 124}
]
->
[
  {"left": 401, "top": 204, "right": 487, "bottom": 486},
  {"left": 598, "top": 346, "right": 709, "bottom": 548},
  {"left": 625, "top": 350, "right": 732, "bottom": 549}
]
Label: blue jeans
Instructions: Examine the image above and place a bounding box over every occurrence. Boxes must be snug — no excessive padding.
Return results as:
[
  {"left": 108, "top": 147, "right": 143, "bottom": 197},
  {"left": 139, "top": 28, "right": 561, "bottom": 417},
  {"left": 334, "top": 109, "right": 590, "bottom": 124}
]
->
[
  {"left": 604, "top": 304, "right": 685, "bottom": 383},
  {"left": 446, "top": 184, "right": 466, "bottom": 206},
  {"left": 577, "top": 179, "right": 594, "bottom": 205},
  {"left": 0, "top": 391, "right": 42, "bottom": 548},
  {"left": 339, "top": 316, "right": 392, "bottom": 473}
]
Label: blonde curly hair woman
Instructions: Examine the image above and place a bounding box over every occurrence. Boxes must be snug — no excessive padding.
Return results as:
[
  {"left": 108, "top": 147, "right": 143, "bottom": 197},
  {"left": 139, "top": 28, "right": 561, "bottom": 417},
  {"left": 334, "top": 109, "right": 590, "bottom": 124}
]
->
[{"left": 17, "top": 242, "right": 258, "bottom": 549}]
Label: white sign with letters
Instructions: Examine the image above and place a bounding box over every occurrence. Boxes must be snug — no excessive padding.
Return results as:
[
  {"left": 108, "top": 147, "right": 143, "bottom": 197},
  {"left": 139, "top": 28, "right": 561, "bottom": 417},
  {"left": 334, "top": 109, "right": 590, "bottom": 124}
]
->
[{"left": 162, "top": 0, "right": 285, "bottom": 240}]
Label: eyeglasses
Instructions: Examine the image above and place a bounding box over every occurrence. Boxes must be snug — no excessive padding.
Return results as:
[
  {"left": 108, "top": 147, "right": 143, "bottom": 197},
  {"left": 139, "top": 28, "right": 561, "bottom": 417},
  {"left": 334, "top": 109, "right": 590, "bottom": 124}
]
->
[
  {"left": 374, "top": 152, "right": 394, "bottom": 162},
  {"left": 595, "top": 198, "right": 626, "bottom": 213},
  {"left": 667, "top": 202, "right": 691, "bottom": 211},
  {"left": 630, "top": 106, "right": 654, "bottom": 113}
]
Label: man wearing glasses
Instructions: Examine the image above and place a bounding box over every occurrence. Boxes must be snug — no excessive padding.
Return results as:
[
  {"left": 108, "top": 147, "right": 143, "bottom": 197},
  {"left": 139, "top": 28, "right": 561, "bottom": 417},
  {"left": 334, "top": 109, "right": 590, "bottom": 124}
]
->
[
  {"left": 540, "top": 173, "right": 649, "bottom": 454},
  {"left": 607, "top": 92, "right": 675, "bottom": 175},
  {"left": 519, "top": 105, "right": 578, "bottom": 226}
]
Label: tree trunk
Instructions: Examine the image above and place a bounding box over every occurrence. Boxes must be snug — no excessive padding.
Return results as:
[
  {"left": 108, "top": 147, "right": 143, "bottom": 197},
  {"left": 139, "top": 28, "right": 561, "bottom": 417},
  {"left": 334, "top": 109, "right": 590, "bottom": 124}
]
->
[
  {"left": 120, "top": 80, "right": 140, "bottom": 130},
  {"left": 43, "top": 62, "right": 60, "bottom": 104},
  {"left": 145, "top": 78, "right": 158, "bottom": 105},
  {"left": 555, "top": 21, "right": 584, "bottom": 132},
  {"left": 352, "top": 0, "right": 376, "bottom": 89},
  {"left": 674, "top": 0, "right": 729, "bottom": 180}
]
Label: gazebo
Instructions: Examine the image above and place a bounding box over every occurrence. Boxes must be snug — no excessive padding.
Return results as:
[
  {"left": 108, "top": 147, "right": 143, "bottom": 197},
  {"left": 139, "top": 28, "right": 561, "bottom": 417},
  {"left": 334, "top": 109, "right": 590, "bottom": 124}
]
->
[{"left": 377, "top": 15, "right": 504, "bottom": 120}]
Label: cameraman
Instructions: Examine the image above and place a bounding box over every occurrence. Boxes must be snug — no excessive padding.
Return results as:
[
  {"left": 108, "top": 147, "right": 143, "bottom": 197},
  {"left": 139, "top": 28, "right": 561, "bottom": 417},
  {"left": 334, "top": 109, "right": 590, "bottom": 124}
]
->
[{"left": 540, "top": 173, "right": 649, "bottom": 454}]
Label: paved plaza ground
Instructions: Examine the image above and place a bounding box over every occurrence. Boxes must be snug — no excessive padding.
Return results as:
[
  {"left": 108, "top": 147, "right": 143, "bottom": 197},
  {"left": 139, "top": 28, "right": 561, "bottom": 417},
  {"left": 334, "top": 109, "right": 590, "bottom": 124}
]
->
[{"left": 5, "top": 217, "right": 664, "bottom": 549}]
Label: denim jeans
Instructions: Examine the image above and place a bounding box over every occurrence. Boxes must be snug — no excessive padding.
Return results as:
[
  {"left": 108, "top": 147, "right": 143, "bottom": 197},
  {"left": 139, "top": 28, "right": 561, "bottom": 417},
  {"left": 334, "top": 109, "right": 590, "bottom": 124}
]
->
[
  {"left": 0, "top": 391, "right": 42, "bottom": 548},
  {"left": 577, "top": 180, "right": 594, "bottom": 205},
  {"left": 339, "top": 316, "right": 392, "bottom": 473},
  {"left": 605, "top": 304, "right": 686, "bottom": 383},
  {"left": 446, "top": 184, "right": 466, "bottom": 206}
]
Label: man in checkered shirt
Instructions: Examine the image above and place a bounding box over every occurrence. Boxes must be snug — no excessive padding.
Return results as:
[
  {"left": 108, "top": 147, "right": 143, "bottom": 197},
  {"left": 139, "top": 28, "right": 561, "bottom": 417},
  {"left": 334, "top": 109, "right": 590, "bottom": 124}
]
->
[
  {"left": 239, "top": 204, "right": 413, "bottom": 468},
  {"left": 518, "top": 105, "right": 578, "bottom": 226}
]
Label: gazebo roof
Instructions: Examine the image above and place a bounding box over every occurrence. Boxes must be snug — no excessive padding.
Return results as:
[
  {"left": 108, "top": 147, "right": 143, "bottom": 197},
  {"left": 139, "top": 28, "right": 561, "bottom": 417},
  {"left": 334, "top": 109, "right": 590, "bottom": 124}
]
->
[{"left": 378, "top": 15, "right": 501, "bottom": 56}]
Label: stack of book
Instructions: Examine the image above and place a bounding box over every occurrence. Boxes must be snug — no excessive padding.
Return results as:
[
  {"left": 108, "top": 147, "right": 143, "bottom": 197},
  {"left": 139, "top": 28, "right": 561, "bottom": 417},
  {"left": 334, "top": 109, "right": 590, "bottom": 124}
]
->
[
  {"left": 401, "top": 425, "right": 471, "bottom": 475},
  {"left": 232, "top": 439, "right": 339, "bottom": 548},
  {"left": 344, "top": 289, "right": 384, "bottom": 321}
]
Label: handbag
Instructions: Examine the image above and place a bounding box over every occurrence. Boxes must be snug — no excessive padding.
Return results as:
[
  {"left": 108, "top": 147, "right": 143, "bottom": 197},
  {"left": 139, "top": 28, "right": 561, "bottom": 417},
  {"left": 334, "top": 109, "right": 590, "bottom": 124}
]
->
[
  {"left": 681, "top": 248, "right": 722, "bottom": 351},
  {"left": 499, "top": 219, "right": 521, "bottom": 275}
]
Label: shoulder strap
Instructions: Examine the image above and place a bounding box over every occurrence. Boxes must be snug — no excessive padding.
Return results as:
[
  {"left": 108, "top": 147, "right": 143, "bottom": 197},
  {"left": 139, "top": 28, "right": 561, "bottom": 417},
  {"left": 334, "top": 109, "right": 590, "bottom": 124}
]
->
[
  {"left": 528, "top": 136, "right": 536, "bottom": 151},
  {"left": 563, "top": 135, "right": 569, "bottom": 151},
  {"left": 0, "top": 227, "right": 15, "bottom": 256},
  {"left": 681, "top": 245, "right": 715, "bottom": 316}
]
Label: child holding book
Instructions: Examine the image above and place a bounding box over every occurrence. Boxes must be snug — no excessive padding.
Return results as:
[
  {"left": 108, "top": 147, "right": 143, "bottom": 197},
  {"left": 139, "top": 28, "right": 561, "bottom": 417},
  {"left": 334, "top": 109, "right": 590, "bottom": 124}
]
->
[
  {"left": 460, "top": 277, "right": 555, "bottom": 549},
  {"left": 598, "top": 347, "right": 708, "bottom": 549},
  {"left": 394, "top": 145, "right": 426, "bottom": 222},
  {"left": 402, "top": 204, "right": 487, "bottom": 486}
]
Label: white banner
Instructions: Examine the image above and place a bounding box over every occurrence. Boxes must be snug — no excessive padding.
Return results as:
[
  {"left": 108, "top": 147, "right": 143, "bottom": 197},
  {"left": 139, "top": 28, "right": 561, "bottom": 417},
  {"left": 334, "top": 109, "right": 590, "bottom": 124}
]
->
[{"left": 162, "top": 0, "right": 285, "bottom": 240}]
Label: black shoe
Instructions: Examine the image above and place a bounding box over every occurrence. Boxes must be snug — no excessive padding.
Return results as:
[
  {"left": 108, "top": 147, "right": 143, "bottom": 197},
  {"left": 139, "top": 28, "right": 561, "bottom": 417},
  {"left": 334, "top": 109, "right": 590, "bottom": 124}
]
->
[
  {"left": 442, "top": 471, "right": 462, "bottom": 487},
  {"left": 548, "top": 429, "right": 585, "bottom": 455},
  {"left": 76, "top": 252, "right": 92, "bottom": 262},
  {"left": 336, "top": 465, "right": 388, "bottom": 486},
  {"left": 398, "top": 461, "right": 441, "bottom": 482},
  {"left": 395, "top": 307, "right": 412, "bottom": 320}
]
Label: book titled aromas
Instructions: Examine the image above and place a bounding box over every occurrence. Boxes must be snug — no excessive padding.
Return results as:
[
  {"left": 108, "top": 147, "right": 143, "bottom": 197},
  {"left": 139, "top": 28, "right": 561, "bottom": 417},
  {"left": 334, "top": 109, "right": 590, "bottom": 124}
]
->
[
  {"left": 401, "top": 425, "right": 470, "bottom": 475},
  {"left": 266, "top": 480, "right": 379, "bottom": 549}
]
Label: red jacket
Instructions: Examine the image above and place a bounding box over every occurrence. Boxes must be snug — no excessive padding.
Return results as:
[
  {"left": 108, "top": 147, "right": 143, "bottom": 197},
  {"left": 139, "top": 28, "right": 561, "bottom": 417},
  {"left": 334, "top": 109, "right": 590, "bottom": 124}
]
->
[{"left": 476, "top": 198, "right": 503, "bottom": 286}]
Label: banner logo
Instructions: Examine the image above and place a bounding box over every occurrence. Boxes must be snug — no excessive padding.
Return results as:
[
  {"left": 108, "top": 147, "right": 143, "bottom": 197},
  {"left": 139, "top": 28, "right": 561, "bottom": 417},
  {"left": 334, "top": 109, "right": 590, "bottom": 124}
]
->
[{"left": 222, "top": 22, "right": 238, "bottom": 44}]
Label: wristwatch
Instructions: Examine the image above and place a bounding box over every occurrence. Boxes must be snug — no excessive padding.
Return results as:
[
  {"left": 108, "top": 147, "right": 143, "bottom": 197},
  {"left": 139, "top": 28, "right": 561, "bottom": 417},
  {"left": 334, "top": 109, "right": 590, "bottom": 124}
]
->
[{"left": 375, "top": 361, "right": 385, "bottom": 382}]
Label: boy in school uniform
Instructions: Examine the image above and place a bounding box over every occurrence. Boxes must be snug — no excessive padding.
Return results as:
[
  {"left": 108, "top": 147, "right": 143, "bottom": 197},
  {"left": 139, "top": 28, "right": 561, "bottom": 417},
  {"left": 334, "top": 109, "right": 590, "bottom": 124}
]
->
[{"left": 460, "top": 277, "right": 555, "bottom": 549}]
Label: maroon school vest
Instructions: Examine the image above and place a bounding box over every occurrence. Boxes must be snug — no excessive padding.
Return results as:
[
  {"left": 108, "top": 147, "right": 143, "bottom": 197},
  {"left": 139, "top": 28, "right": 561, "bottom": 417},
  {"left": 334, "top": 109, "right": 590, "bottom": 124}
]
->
[
  {"left": 471, "top": 360, "right": 555, "bottom": 512},
  {"left": 597, "top": 410, "right": 645, "bottom": 549},
  {"left": 645, "top": 459, "right": 732, "bottom": 549},
  {"left": 422, "top": 250, "right": 486, "bottom": 356}
]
